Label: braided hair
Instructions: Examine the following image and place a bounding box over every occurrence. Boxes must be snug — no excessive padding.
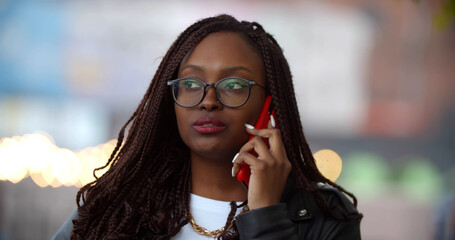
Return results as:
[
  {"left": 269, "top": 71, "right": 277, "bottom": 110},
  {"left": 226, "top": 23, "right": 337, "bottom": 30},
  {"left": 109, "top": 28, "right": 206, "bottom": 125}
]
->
[{"left": 71, "top": 14, "right": 362, "bottom": 240}]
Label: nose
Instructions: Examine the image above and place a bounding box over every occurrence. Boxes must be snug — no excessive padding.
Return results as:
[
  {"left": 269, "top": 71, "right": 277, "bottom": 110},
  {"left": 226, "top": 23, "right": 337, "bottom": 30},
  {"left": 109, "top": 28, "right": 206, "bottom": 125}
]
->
[{"left": 198, "top": 86, "right": 223, "bottom": 111}]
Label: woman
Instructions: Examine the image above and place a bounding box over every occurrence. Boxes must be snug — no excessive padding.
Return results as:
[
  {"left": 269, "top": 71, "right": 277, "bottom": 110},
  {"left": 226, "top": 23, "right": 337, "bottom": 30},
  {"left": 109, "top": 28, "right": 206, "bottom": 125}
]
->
[{"left": 54, "top": 14, "right": 362, "bottom": 240}]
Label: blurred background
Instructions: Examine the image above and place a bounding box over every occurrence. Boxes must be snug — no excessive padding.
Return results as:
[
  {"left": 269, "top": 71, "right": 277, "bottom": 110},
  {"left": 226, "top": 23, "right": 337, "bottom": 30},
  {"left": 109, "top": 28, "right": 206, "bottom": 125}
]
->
[{"left": 1, "top": 0, "right": 454, "bottom": 239}]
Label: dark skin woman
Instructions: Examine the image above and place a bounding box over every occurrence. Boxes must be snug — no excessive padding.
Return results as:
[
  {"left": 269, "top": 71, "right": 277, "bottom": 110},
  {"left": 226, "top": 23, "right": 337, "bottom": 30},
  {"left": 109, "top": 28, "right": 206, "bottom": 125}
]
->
[{"left": 53, "top": 14, "right": 362, "bottom": 240}]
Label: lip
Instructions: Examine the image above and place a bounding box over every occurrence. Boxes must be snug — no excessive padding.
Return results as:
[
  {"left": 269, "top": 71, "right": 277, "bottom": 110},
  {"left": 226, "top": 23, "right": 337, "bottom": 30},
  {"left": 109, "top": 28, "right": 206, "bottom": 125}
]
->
[{"left": 193, "top": 116, "right": 226, "bottom": 134}]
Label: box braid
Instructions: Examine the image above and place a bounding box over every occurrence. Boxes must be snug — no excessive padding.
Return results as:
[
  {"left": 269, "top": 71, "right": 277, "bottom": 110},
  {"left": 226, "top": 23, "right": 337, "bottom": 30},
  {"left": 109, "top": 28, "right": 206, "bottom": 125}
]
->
[{"left": 71, "top": 14, "right": 361, "bottom": 240}]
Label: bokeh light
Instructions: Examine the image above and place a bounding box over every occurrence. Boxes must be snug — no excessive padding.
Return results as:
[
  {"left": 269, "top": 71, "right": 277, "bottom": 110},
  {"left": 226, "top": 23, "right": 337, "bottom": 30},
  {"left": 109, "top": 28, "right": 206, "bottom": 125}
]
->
[
  {"left": 0, "top": 137, "right": 29, "bottom": 183},
  {"left": 0, "top": 131, "right": 115, "bottom": 188},
  {"left": 398, "top": 157, "right": 443, "bottom": 203},
  {"left": 338, "top": 151, "right": 392, "bottom": 199},
  {"left": 21, "top": 132, "right": 56, "bottom": 173}
]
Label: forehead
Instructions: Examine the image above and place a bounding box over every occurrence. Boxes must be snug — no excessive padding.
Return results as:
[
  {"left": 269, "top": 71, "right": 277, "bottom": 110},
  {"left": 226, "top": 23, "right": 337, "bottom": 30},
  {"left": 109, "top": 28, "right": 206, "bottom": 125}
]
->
[{"left": 179, "top": 31, "right": 264, "bottom": 77}]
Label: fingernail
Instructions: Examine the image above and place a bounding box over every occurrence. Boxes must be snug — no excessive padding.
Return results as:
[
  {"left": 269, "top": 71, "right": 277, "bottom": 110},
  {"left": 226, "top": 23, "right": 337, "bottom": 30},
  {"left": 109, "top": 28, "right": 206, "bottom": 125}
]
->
[
  {"left": 232, "top": 153, "right": 239, "bottom": 163},
  {"left": 244, "top": 123, "right": 255, "bottom": 129},
  {"left": 231, "top": 167, "right": 235, "bottom": 177},
  {"left": 270, "top": 115, "right": 276, "bottom": 128}
]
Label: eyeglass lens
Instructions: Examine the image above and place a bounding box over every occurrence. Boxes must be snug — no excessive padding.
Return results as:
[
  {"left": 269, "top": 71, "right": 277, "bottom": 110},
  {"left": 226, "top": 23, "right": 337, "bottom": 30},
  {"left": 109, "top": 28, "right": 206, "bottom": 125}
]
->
[{"left": 172, "top": 78, "right": 251, "bottom": 107}]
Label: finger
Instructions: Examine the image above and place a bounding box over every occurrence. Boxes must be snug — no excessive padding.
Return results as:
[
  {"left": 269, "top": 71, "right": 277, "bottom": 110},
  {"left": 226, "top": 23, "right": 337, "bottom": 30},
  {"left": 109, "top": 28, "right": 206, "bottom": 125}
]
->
[
  {"left": 245, "top": 126, "right": 283, "bottom": 154},
  {"left": 245, "top": 122, "right": 280, "bottom": 138},
  {"left": 269, "top": 114, "right": 276, "bottom": 129},
  {"left": 239, "top": 135, "right": 271, "bottom": 155},
  {"left": 232, "top": 151, "right": 262, "bottom": 177},
  {"left": 244, "top": 123, "right": 275, "bottom": 140}
]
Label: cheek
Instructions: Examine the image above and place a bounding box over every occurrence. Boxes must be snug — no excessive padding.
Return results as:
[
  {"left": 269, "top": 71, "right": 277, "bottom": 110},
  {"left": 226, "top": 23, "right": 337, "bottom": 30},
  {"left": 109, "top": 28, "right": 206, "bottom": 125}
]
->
[
  {"left": 244, "top": 94, "right": 266, "bottom": 125},
  {"left": 174, "top": 105, "right": 187, "bottom": 138}
]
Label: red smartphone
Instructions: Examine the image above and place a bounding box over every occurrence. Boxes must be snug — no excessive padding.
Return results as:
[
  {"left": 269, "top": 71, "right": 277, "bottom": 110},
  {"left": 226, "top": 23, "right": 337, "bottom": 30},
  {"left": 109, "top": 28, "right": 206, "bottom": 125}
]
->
[{"left": 236, "top": 96, "right": 278, "bottom": 188}]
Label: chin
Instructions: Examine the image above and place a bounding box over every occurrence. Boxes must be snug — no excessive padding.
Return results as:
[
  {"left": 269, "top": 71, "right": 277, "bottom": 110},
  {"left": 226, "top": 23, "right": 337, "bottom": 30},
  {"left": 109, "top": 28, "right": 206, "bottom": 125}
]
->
[
  {"left": 191, "top": 140, "right": 244, "bottom": 159},
  {"left": 183, "top": 129, "right": 249, "bottom": 157}
]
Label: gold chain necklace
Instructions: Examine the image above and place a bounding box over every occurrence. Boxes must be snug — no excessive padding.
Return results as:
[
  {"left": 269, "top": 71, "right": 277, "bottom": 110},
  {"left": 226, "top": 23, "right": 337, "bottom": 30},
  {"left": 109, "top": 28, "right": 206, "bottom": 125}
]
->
[{"left": 187, "top": 205, "right": 248, "bottom": 238}]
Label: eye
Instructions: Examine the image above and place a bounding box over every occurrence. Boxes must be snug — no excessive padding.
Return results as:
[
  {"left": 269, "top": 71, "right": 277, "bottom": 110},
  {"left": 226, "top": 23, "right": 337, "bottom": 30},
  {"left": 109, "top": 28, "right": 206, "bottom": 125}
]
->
[
  {"left": 220, "top": 78, "right": 248, "bottom": 90},
  {"left": 181, "top": 79, "right": 202, "bottom": 89}
]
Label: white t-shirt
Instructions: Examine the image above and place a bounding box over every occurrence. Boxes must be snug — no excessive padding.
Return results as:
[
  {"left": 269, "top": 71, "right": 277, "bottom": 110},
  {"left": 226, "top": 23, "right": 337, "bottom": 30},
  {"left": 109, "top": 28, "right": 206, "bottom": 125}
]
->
[{"left": 172, "top": 194, "right": 244, "bottom": 240}]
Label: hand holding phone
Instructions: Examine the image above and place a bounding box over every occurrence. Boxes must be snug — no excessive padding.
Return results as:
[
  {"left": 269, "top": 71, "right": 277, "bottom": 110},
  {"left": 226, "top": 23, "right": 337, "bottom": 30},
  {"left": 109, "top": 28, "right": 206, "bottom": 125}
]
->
[
  {"left": 232, "top": 96, "right": 290, "bottom": 210},
  {"left": 236, "top": 96, "right": 278, "bottom": 188}
]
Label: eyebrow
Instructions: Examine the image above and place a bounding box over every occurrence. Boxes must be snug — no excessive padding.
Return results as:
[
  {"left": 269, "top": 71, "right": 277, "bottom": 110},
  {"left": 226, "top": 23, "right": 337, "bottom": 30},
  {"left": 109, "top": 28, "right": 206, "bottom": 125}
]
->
[{"left": 180, "top": 64, "right": 254, "bottom": 75}]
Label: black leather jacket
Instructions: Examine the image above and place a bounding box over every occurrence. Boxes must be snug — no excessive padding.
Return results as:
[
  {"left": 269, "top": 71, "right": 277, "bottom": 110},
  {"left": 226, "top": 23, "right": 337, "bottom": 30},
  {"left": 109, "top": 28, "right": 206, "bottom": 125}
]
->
[{"left": 235, "top": 182, "right": 361, "bottom": 240}]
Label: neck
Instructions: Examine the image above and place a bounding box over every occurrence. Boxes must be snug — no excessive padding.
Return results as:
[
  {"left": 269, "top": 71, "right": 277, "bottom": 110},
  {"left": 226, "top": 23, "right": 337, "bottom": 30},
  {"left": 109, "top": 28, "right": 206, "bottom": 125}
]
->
[{"left": 190, "top": 152, "right": 247, "bottom": 202}]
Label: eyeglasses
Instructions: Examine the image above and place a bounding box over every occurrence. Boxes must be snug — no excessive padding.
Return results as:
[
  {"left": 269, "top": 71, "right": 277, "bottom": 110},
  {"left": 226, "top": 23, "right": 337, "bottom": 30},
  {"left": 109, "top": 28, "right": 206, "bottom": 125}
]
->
[{"left": 167, "top": 77, "right": 265, "bottom": 108}]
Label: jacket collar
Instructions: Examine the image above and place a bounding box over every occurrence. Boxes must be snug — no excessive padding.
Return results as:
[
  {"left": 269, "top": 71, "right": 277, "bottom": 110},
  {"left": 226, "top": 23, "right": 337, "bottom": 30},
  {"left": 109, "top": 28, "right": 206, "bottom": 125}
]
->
[{"left": 280, "top": 176, "right": 295, "bottom": 203}]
